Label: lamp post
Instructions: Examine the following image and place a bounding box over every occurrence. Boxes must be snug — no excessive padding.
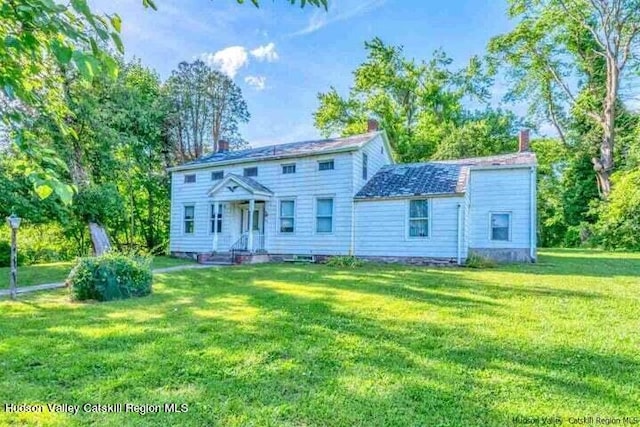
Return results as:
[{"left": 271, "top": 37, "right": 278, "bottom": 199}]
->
[{"left": 6, "top": 214, "right": 21, "bottom": 300}]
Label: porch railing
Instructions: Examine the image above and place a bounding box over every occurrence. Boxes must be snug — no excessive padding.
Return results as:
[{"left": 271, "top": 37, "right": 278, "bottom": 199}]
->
[{"left": 230, "top": 233, "right": 265, "bottom": 254}]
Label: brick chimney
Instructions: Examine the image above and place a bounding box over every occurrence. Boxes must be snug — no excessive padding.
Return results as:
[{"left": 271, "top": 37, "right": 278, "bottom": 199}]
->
[
  {"left": 367, "top": 119, "right": 379, "bottom": 132},
  {"left": 218, "top": 139, "right": 229, "bottom": 153},
  {"left": 518, "top": 129, "right": 530, "bottom": 152}
]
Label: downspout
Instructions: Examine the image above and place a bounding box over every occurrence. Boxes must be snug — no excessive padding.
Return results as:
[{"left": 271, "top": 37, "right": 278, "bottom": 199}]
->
[
  {"left": 529, "top": 166, "right": 537, "bottom": 262},
  {"left": 456, "top": 202, "right": 463, "bottom": 265},
  {"left": 350, "top": 200, "right": 356, "bottom": 255}
]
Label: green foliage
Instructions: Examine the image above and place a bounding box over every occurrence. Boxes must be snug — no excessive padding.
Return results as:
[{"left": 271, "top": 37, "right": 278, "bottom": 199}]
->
[
  {"left": 67, "top": 252, "right": 152, "bottom": 301},
  {"left": 314, "top": 38, "right": 519, "bottom": 163},
  {"left": 594, "top": 170, "right": 640, "bottom": 250},
  {"left": 165, "top": 60, "right": 250, "bottom": 161},
  {"left": 72, "top": 184, "right": 125, "bottom": 227},
  {"left": 326, "top": 255, "right": 364, "bottom": 268},
  {"left": 465, "top": 253, "right": 497, "bottom": 269}
]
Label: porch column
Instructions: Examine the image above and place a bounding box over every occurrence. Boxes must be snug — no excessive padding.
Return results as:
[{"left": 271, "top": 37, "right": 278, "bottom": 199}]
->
[
  {"left": 212, "top": 201, "right": 219, "bottom": 252},
  {"left": 248, "top": 198, "right": 255, "bottom": 252}
]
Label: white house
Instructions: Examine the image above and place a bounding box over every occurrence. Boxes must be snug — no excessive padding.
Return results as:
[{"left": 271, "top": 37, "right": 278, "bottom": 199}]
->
[{"left": 167, "top": 123, "right": 537, "bottom": 264}]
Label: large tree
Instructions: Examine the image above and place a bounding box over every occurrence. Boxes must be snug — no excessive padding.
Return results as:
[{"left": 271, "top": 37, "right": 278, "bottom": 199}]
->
[
  {"left": 1, "top": 0, "right": 324, "bottom": 202},
  {"left": 488, "top": 0, "right": 640, "bottom": 197},
  {"left": 165, "top": 60, "right": 250, "bottom": 162},
  {"left": 314, "top": 38, "right": 519, "bottom": 162}
]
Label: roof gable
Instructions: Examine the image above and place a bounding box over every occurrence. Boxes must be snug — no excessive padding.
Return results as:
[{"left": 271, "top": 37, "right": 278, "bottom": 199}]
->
[{"left": 208, "top": 174, "right": 273, "bottom": 199}]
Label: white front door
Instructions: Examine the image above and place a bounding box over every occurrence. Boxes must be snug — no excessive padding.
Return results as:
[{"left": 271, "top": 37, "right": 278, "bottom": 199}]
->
[{"left": 241, "top": 204, "right": 264, "bottom": 234}]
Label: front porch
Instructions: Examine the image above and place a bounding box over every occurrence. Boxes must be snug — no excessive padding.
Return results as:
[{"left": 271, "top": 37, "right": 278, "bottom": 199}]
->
[{"left": 208, "top": 174, "right": 273, "bottom": 257}]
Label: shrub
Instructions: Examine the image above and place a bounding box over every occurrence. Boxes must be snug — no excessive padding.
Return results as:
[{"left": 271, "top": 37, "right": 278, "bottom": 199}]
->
[
  {"left": 465, "top": 253, "right": 497, "bottom": 269},
  {"left": 326, "top": 255, "right": 364, "bottom": 268},
  {"left": 67, "top": 252, "right": 152, "bottom": 302},
  {"left": 593, "top": 170, "right": 640, "bottom": 250}
]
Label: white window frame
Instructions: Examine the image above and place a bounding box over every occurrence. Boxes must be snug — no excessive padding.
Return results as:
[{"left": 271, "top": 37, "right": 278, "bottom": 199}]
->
[
  {"left": 183, "top": 204, "right": 195, "bottom": 235},
  {"left": 209, "top": 203, "right": 223, "bottom": 234},
  {"left": 315, "top": 196, "right": 334, "bottom": 234},
  {"left": 318, "top": 159, "right": 335, "bottom": 171},
  {"left": 406, "top": 199, "right": 431, "bottom": 239},
  {"left": 211, "top": 171, "right": 224, "bottom": 181},
  {"left": 489, "top": 212, "right": 512, "bottom": 242},
  {"left": 281, "top": 163, "right": 296, "bottom": 175},
  {"left": 278, "top": 199, "right": 296, "bottom": 234},
  {"left": 184, "top": 174, "right": 196, "bottom": 184}
]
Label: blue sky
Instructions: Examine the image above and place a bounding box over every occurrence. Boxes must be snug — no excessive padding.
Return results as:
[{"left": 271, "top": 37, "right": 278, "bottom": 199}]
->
[{"left": 90, "top": 0, "right": 515, "bottom": 147}]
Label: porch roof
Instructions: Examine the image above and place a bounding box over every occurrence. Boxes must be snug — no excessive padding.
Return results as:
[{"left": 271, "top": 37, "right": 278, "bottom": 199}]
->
[{"left": 208, "top": 174, "right": 273, "bottom": 201}]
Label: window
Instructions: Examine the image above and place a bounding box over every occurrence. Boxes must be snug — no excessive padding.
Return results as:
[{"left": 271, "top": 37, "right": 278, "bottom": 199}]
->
[
  {"left": 408, "top": 199, "right": 429, "bottom": 238},
  {"left": 362, "top": 153, "right": 368, "bottom": 180},
  {"left": 316, "top": 198, "right": 334, "bottom": 233},
  {"left": 282, "top": 164, "right": 296, "bottom": 174},
  {"left": 184, "top": 205, "right": 195, "bottom": 234},
  {"left": 318, "top": 160, "right": 334, "bottom": 171},
  {"left": 491, "top": 213, "right": 511, "bottom": 241},
  {"left": 244, "top": 167, "right": 258, "bottom": 177},
  {"left": 211, "top": 171, "right": 224, "bottom": 181},
  {"left": 210, "top": 204, "right": 223, "bottom": 233},
  {"left": 184, "top": 174, "right": 196, "bottom": 184},
  {"left": 280, "top": 200, "right": 295, "bottom": 233}
]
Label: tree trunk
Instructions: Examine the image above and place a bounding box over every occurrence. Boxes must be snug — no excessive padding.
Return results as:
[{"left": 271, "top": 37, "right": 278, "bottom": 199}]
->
[{"left": 89, "top": 222, "right": 111, "bottom": 256}]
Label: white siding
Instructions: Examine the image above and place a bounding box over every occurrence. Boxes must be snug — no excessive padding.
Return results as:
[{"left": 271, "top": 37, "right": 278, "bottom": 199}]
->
[
  {"left": 170, "top": 152, "right": 357, "bottom": 255},
  {"left": 352, "top": 134, "right": 393, "bottom": 194},
  {"left": 353, "top": 196, "right": 464, "bottom": 258},
  {"left": 468, "top": 167, "right": 534, "bottom": 249}
]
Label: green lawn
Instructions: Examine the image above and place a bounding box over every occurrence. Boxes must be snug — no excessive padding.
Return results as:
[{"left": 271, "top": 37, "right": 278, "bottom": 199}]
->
[
  {"left": 0, "top": 256, "right": 195, "bottom": 289},
  {"left": 0, "top": 250, "right": 638, "bottom": 426}
]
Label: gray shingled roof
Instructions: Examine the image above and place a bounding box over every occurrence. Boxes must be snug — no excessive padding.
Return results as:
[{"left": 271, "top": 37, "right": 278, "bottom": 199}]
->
[
  {"left": 432, "top": 152, "right": 536, "bottom": 167},
  {"left": 172, "top": 132, "right": 379, "bottom": 170},
  {"left": 355, "top": 163, "right": 463, "bottom": 199},
  {"left": 355, "top": 152, "right": 536, "bottom": 200}
]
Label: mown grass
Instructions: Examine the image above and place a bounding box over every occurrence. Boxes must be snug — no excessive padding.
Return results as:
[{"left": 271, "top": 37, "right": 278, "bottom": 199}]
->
[
  {"left": 0, "top": 256, "right": 195, "bottom": 289},
  {"left": 0, "top": 249, "right": 638, "bottom": 426}
]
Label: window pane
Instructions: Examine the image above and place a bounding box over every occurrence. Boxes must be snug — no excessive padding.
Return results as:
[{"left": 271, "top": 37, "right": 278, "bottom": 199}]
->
[
  {"left": 280, "top": 201, "right": 294, "bottom": 217},
  {"left": 363, "top": 153, "right": 368, "bottom": 179},
  {"left": 282, "top": 164, "right": 296, "bottom": 174},
  {"left": 253, "top": 210, "right": 260, "bottom": 230},
  {"left": 184, "top": 206, "right": 194, "bottom": 220},
  {"left": 244, "top": 167, "right": 258, "bottom": 177},
  {"left": 492, "top": 227, "right": 509, "bottom": 241},
  {"left": 211, "top": 171, "right": 224, "bottom": 180},
  {"left": 280, "top": 218, "right": 294, "bottom": 233},
  {"left": 317, "top": 199, "right": 333, "bottom": 216},
  {"left": 409, "top": 219, "right": 429, "bottom": 237},
  {"left": 410, "top": 200, "right": 429, "bottom": 218},
  {"left": 184, "top": 174, "right": 196, "bottom": 183},
  {"left": 317, "top": 217, "right": 332, "bottom": 233},
  {"left": 185, "top": 221, "right": 194, "bottom": 234},
  {"left": 491, "top": 214, "right": 509, "bottom": 228},
  {"left": 319, "top": 160, "right": 334, "bottom": 171}
]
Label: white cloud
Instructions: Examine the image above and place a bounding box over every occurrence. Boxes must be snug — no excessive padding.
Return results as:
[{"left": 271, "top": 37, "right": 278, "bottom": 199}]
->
[
  {"left": 202, "top": 46, "right": 249, "bottom": 78},
  {"left": 245, "top": 75, "right": 267, "bottom": 91},
  {"left": 291, "top": 0, "right": 387, "bottom": 36},
  {"left": 250, "top": 43, "right": 279, "bottom": 62},
  {"left": 200, "top": 43, "right": 279, "bottom": 79}
]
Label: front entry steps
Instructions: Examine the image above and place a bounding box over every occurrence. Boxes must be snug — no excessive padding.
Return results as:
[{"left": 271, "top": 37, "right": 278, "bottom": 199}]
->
[
  {"left": 197, "top": 252, "right": 270, "bottom": 265},
  {"left": 198, "top": 252, "right": 234, "bottom": 265}
]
